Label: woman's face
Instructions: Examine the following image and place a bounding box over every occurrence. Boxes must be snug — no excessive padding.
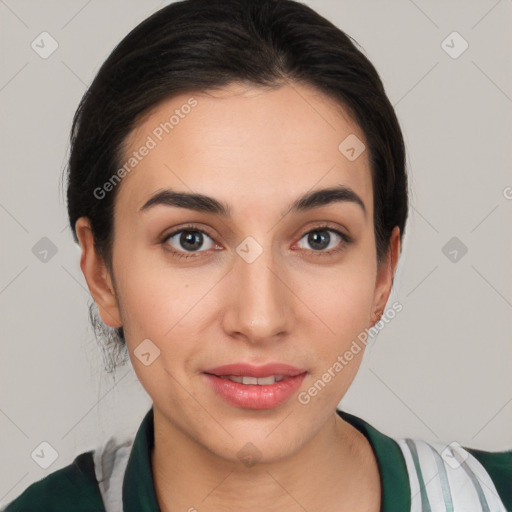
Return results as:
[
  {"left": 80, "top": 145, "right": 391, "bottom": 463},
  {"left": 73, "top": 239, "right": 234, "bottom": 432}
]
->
[{"left": 78, "top": 81, "right": 398, "bottom": 463}]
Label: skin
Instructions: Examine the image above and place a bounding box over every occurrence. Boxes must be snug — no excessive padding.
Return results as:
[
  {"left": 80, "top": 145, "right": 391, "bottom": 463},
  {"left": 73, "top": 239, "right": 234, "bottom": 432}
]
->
[{"left": 76, "top": 81, "right": 400, "bottom": 512}]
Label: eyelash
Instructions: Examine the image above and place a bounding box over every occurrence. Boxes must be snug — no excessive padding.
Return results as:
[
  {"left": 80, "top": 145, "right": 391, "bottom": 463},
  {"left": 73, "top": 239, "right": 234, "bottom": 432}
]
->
[{"left": 160, "top": 223, "right": 353, "bottom": 260}]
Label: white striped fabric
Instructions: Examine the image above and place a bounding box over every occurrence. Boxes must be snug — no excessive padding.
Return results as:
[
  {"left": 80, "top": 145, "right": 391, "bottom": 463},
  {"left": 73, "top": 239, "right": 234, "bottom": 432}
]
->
[
  {"left": 93, "top": 436, "right": 134, "bottom": 512},
  {"left": 397, "top": 438, "right": 507, "bottom": 512}
]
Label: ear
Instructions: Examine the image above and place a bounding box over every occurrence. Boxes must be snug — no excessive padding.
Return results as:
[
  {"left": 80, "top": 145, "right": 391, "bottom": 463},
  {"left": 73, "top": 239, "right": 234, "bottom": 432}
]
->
[
  {"left": 75, "top": 217, "right": 122, "bottom": 328},
  {"left": 371, "top": 226, "right": 400, "bottom": 323}
]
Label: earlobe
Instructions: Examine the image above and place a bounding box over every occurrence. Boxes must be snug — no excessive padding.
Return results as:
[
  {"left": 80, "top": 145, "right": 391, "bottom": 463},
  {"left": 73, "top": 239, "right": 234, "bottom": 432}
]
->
[
  {"left": 371, "top": 226, "right": 401, "bottom": 322},
  {"left": 75, "top": 217, "right": 122, "bottom": 328}
]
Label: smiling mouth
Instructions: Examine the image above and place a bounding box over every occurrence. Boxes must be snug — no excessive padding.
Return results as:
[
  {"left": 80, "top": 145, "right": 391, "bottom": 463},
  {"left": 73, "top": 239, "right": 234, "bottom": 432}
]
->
[{"left": 201, "top": 362, "right": 308, "bottom": 409}]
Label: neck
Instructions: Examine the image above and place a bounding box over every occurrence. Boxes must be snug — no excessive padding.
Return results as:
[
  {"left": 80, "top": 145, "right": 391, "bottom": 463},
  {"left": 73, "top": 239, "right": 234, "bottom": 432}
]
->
[{"left": 151, "top": 408, "right": 381, "bottom": 512}]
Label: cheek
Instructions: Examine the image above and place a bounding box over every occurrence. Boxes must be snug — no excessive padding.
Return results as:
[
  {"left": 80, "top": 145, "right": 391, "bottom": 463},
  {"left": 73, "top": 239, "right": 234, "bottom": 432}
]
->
[
  {"left": 303, "top": 251, "right": 377, "bottom": 335},
  {"left": 309, "top": 278, "right": 374, "bottom": 370},
  {"left": 112, "top": 244, "right": 220, "bottom": 371},
  {"left": 111, "top": 244, "right": 188, "bottom": 344},
  {"left": 114, "top": 259, "right": 204, "bottom": 399},
  {"left": 299, "top": 248, "right": 377, "bottom": 383},
  {"left": 295, "top": 264, "right": 377, "bottom": 406}
]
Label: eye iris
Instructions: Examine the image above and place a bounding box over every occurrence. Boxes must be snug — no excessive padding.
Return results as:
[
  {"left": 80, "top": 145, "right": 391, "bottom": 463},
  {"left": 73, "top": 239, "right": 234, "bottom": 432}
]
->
[
  {"left": 180, "top": 231, "right": 203, "bottom": 251},
  {"left": 308, "top": 230, "right": 330, "bottom": 250}
]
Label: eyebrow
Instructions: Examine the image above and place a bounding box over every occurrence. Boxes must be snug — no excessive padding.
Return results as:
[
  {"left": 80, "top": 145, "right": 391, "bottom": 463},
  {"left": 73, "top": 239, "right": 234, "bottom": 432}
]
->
[{"left": 139, "top": 185, "right": 366, "bottom": 217}]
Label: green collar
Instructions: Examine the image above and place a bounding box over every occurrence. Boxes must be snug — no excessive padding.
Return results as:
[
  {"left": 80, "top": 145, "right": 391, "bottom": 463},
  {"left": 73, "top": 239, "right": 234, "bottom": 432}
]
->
[
  {"left": 122, "top": 408, "right": 161, "bottom": 512},
  {"left": 337, "top": 409, "right": 411, "bottom": 511},
  {"left": 122, "top": 407, "right": 410, "bottom": 512}
]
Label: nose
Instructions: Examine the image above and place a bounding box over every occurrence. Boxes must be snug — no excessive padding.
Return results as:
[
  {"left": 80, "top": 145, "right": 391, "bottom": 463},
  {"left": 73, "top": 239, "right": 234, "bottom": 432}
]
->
[{"left": 221, "top": 240, "right": 293, "bottom": 345}]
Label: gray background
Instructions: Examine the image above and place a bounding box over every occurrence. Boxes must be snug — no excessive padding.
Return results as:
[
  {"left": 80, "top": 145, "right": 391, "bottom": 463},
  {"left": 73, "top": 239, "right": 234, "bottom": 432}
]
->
[{"left": 1, "top": 0, "right": 511, "bottom": 506}]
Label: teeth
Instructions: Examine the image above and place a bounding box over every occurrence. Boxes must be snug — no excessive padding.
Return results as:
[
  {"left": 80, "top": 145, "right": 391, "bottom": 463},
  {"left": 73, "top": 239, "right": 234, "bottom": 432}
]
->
[
  {"left": 254, "top": 376, "right": 275, "bottom": 385},
  {"left": 219, "top": 375, "right": 286, "bottom": 385},
  {"left": 224, "top": 375, "right": 243, "bottom": 383}
]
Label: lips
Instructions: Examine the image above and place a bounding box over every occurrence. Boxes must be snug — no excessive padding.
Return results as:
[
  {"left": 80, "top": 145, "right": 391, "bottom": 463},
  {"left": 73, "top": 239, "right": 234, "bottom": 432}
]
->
[{"left": 202, "top": 363, "right": 308, "bottom": 409}]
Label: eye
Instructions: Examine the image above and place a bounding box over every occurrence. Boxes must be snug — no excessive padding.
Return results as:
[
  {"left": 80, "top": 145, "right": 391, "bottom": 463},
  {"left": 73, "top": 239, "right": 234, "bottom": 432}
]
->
[
  {"left": 295, "top": 225, "right": 352, "bottom": 255},
  {"left": 161, "top": 226, "right": 218, "bottom": 259}
]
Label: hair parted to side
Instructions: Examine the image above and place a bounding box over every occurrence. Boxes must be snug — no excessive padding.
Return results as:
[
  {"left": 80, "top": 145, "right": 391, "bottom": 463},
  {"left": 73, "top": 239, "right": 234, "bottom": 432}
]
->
[{"left": 64, "top": 0, "right": 408, "bottom": 371}]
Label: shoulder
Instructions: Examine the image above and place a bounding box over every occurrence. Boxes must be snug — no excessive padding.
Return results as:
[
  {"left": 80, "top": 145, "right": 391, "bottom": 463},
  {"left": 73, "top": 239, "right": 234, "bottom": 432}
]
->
[
  {"left": 396, "top": 437, "right": 512, "bottom": 512},
  {"left": 2, "top": 451, "right": 105, "bottom": 512},
  {"left": 466, "top": 445, "right": 512, "bottom": 509}
]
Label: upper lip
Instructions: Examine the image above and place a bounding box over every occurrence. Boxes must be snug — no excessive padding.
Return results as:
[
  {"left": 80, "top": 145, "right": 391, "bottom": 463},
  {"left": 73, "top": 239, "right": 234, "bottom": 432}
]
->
[{"left": 203, "top": 363, "right": 307, "bottom": 378}]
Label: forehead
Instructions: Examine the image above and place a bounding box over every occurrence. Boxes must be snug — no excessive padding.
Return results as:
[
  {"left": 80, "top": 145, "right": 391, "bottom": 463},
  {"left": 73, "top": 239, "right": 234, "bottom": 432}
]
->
[{"left": 115, "top": 82, "right": 372, "bottom": 217}]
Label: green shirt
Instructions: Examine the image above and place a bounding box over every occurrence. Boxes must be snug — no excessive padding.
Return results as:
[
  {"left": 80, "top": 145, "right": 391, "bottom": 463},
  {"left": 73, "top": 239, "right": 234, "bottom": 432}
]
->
[{"left": 3, "top": 407, "right": 511, "bottom": 511}]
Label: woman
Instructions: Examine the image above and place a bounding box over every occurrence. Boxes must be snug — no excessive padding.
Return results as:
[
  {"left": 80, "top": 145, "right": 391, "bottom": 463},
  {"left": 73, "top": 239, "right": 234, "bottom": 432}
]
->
[{"left": 4, "top": 0, "right": 510, "bottom": 511}]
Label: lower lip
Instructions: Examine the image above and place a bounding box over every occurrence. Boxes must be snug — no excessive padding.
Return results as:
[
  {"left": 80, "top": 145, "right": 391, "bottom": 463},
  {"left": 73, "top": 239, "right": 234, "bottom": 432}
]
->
[{"left": 203, "top": 373, "right": 307, "bottom": 409}]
